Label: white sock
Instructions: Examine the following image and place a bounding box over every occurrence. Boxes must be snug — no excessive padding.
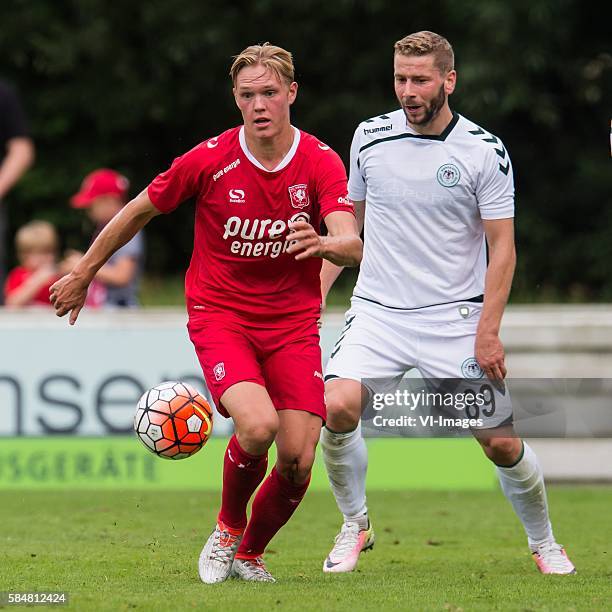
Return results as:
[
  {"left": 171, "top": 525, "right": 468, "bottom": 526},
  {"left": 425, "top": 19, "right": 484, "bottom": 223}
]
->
[
  {"left": 496, "top": 441, "right": 554, "bottom": 549},
  {"left": 320, "top": 422, "right": 369, "bottom": 528}
]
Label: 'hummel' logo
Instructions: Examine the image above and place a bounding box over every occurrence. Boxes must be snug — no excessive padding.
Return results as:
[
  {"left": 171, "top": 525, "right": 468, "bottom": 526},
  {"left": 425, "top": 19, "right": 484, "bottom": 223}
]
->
[{"left": 364, "top": 125, "right": 392, "bottom": 135}]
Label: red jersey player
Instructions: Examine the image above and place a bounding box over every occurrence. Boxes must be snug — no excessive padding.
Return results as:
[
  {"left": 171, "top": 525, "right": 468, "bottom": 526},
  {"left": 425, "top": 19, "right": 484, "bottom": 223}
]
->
[{"left": 49, "top": 43, "right": 362, "bottom": 583}]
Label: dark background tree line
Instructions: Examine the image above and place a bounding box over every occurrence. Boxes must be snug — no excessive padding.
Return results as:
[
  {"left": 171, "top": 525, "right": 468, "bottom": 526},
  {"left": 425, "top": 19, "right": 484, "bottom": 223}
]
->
[{"left": 1, "top": 0, "right": 610, "bottom": 301}]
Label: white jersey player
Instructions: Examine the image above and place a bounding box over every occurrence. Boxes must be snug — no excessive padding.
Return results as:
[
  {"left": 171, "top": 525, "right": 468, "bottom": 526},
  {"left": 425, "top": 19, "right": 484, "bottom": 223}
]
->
[{"left": 320, "top": 31, "right": 575, "bottom": 576}]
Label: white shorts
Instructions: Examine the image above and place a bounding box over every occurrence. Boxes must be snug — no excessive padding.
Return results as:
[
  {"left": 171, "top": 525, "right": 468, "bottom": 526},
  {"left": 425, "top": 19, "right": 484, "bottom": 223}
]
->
[{"left": 325, "top": 297, "right": 513, "bottom": 430}]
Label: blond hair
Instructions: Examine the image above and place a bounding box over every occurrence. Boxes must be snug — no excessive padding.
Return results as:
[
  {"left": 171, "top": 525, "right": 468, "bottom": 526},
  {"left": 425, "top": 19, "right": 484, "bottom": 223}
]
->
[
  {"left": 394, "top": 31, "right": 454, "bottom": 74},
  {"left": 230, "top": 42, "right": 295, "bottom": 85},
  {"left": 15, "top": 220, "right": 59, "bottom": 255}
]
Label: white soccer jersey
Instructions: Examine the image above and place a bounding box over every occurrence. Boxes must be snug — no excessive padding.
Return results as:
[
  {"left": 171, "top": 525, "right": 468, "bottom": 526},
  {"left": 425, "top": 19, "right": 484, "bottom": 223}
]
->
[{"left": 348, "top": 109, "right": 515, "bottom": 310}]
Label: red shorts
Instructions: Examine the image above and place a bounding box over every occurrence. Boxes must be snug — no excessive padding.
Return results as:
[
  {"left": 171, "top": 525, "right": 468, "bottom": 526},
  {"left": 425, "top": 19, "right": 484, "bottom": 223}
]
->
[{"left": 187, "top": 311, "right": 325, "bottom": 422}]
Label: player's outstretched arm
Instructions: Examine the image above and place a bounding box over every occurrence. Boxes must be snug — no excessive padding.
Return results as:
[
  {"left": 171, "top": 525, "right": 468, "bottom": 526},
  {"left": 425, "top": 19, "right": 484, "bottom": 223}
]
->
[
  {"left": 475, "top": 218, "right": 516, "bottom": 381},
  {"left": 50, "top": 190, "right": 160, "bottom": 325},
  {"left": 287, "top": 210, "right": 362, "bottom": 267}
]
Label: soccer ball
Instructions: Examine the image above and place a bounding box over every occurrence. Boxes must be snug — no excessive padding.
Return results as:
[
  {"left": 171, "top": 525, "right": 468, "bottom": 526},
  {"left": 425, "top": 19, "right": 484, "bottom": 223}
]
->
[{"left": 134, "top": 381, "right": 213, "bottom": 459}]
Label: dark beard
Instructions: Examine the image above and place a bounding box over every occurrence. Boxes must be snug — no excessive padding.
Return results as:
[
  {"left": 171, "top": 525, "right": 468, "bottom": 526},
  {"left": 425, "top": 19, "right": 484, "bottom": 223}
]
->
[{"left": 405, "top": 84, "right": 446, "bottom": 127}]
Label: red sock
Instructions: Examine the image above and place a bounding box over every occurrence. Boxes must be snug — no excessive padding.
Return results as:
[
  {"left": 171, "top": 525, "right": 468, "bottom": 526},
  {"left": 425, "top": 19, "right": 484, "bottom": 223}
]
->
[
  {"left": 218, "top": 435, "right": 268, "bottom": 530},
  {"left": 236, "top": 466, "right": 311, "bottom": 559}
]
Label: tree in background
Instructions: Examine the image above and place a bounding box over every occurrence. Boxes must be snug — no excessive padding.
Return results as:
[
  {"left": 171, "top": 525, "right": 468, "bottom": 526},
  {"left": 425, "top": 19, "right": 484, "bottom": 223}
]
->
[{"left": 0, "top": 0, "right": 610, "bottom": 300}]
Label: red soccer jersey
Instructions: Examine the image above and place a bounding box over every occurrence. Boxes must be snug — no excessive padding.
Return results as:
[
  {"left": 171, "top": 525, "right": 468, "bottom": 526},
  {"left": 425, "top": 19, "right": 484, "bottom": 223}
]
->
[
  {"left": 148, "top": 126, "right": 353, "bottom": 323},
  {"left": 4, "top": 266, "right": 59, "bottom": 306}
]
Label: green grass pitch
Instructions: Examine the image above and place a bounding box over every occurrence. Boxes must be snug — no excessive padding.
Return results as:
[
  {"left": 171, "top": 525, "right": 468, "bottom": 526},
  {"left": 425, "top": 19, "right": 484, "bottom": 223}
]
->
[{"left": 1, "top": 487, "right": 610, "bottom": 611}]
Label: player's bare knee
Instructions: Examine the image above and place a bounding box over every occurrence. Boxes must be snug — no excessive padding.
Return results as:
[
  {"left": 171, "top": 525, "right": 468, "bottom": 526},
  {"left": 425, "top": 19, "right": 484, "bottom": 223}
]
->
[
  {"left": 325, "top": 390, "right": 360, "bottom": 432},
  {"left": 277, "top": 449, "right": 315, "bottom": 484},
  {"left": 237, "top": 415, "right": 279, "bottom": 450},
  {"left": 480, "top": 436, "right": 521, "bottom": 465},
  {"left": 276, "top": 444, "right": 316, "bottom": 484},
  {"left": 296, "top": 448, "right": 316, "bottom": 480}
]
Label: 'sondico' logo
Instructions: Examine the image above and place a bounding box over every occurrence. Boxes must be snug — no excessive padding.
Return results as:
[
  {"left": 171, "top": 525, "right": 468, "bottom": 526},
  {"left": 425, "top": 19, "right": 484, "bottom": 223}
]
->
[
  {"left": 461, "top": 357, "right": 484, "bottom": 379},
  {"left": 437, "top": 163, "right": 461, "bottom": 187},
  {"left": 228, "top": 189, "right": 245, "bottom": 204}
]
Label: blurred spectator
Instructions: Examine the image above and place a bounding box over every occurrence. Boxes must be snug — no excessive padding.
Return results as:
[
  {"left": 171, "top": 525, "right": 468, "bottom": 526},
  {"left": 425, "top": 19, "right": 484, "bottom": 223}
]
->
[
  {"left": 4, "top": 220, "right": 106, "bottom": 309},
  {"left": 68, "top": 169, "right": 144, "bottom": 308},
  {"left": 4, "top": 220, "right": 59, "bottom": 308},
  {"left": 0, "top": 80, "right": 35, "bottom": 304}
]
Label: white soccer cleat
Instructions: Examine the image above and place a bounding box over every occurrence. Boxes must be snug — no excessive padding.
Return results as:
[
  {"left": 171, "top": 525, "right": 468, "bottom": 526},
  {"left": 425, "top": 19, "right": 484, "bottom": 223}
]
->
[
  {"left": 532, "top": 540, "right": 576, "bottom": 575},
  {"left": 198, "top": 521, "right": 244, "bottom": 584},
  {"left": 231, "top": 557, "right": 276, "bottom": 582},
  {"left": 323, "top": 520, "right": 375, "bottom": 573}
]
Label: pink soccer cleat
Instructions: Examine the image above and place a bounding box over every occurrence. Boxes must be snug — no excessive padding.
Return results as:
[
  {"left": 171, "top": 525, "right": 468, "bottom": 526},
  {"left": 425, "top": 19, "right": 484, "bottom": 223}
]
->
[
  {"left": 323, "top": 521, "right": 375, "bottom": 573},
  {"left": 532, "top": 540, "right": 576, "bottom": 575}
]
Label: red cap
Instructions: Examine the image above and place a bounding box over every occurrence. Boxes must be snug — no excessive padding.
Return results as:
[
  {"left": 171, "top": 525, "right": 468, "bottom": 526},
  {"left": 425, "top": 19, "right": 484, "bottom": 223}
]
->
[{"left": 70, "top": 169, "right": 129, "bottom": 208}]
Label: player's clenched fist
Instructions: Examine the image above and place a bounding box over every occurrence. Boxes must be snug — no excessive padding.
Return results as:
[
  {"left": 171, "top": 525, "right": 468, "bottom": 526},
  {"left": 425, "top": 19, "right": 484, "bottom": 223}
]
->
[
  {"left": 286, "top": 220, "right": 324, "bottom": 260},
  {"left": 49, "top": 272, "right": 89, "bottom": 325}
]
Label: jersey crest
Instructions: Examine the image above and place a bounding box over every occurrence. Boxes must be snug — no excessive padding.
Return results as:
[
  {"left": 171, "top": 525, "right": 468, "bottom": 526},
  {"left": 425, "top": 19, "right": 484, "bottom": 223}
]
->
[
  {"left": 436, "top": 163, "right": 461, "bottom": 187},
  {"left": 288, "top": 184, "right": 310, "bottom": 209}
]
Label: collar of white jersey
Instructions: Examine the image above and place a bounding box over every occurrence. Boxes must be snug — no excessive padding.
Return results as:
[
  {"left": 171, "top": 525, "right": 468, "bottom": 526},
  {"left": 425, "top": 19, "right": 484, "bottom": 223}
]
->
[
  {"left": 238, "top": 125, "right": 301, "bottom": 172},
  {"left": 401, "top": 111, "right": 461, "bottom": 141}
]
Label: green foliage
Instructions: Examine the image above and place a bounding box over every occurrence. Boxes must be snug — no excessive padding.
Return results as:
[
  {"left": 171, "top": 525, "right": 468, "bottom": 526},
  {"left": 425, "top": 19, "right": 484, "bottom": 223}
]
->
[
  {"left": 140, "top": 274, "right": 186, "bottom": 307},
  {"left": 139, "top": 272, "right": 357, "bottom": 308},
  {"left": 0, "top": 0, "right": 610, "bottom": 300}
]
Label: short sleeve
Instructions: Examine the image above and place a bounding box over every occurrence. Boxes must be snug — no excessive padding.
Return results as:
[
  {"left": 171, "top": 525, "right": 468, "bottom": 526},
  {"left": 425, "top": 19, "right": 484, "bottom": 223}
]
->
[
  {"left": 147, "top": 144, "right": 209, "bottom": 214},
  {"left": 315, "top": 147, "right": 354, "bottom": 219},
  {"left": 477, "top": 143, "right": 515, "bottom": 220},
  {"left": 347, "top": 126, "right": 366, "bottom": 202}
]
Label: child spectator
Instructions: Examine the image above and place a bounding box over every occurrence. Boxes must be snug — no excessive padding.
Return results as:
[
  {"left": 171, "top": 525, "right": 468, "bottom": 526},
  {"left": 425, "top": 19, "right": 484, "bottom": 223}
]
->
[
  {"left": 4, "top": 220, "right": 59, "bottom": 307},
  {"left": 4, "top": 219, "right": 106, "bottom": 309}
]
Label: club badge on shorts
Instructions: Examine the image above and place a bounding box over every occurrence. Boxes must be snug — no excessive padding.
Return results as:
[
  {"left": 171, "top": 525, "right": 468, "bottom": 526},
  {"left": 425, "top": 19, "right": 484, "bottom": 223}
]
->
[
  {"left": 213, "top": 362, "right": 226, "bottom": 381},
  {"left": 461, "top": 357, "right": 484, "bottom": 379},
  {"left": 288, "top": 184, "right": 310, "bottom": 209}
]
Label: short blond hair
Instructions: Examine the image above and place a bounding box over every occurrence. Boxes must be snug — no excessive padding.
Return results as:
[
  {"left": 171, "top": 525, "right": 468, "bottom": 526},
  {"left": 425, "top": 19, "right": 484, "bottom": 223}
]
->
[
  {"left": 230, "top": 42, "right": 295, "bottom": 85},
  {"left": 15, "top": 220, "right": 59, "bottom": 255},
  {"left": 394, "top": 31, "right": 454, "bottom": 74}
]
